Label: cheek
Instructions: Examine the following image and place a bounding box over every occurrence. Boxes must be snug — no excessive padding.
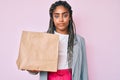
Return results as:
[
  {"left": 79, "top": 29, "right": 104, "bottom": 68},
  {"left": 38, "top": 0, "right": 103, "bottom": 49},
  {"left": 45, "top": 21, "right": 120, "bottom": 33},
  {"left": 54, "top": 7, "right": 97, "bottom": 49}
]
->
[
  {"left": 64, "top": 19, "right": 70, "bottom": 25},
  {"left": 53, "top": 19, "right": 58, "bottom": 25},
  {"left": 53, "top": 19, "right": 62, "bottom": 26}
]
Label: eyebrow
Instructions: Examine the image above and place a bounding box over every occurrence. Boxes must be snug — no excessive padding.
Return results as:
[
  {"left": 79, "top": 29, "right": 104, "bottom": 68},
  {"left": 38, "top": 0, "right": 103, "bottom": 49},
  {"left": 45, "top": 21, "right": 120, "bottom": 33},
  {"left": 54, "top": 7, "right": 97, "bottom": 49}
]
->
[{"left": 53, "top": 12, "right": 69, "bottom": 15}]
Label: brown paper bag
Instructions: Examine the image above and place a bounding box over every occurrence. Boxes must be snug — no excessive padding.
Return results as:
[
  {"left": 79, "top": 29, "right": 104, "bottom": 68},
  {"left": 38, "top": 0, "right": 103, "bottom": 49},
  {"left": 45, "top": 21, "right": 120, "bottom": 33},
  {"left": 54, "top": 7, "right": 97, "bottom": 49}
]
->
[{"left": 16, "top": 31, "right": 59, "bottom": 72}]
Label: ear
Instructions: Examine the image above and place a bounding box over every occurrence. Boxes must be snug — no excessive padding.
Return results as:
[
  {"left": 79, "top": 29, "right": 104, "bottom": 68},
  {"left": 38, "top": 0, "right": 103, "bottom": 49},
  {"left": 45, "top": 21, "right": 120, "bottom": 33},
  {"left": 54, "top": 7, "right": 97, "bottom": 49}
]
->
[
  {"left": 50, "top": 18, "right": 53, "bottom": 22},
  {"left": 69, "top": 17, "right": 71, "bottom": 21},
  {"left": 50, "top": 17, "right": 53, "bottom": 20}
]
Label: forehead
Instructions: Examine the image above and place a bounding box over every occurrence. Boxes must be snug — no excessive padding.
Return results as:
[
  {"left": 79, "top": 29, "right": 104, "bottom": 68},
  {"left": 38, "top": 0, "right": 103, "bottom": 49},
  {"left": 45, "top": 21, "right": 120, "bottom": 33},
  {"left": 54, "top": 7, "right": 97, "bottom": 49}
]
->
[{"left": 53, "top": 6, "right": 69, "bottom": 14}]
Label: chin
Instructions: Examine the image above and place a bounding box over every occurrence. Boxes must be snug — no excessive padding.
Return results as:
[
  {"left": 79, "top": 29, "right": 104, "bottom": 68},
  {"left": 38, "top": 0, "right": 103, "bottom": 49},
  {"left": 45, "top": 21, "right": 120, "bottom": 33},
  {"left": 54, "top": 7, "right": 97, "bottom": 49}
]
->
[{"left": 58, "top": 28, "right": 66, "bottom": 31}]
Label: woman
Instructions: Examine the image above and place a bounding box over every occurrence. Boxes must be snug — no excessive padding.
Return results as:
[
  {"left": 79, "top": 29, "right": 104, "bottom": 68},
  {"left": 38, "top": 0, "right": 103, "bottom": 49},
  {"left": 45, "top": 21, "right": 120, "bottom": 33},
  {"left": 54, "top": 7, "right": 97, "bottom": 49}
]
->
[{"left": 29, "top": 1, "right": 88, "bottom": 80}]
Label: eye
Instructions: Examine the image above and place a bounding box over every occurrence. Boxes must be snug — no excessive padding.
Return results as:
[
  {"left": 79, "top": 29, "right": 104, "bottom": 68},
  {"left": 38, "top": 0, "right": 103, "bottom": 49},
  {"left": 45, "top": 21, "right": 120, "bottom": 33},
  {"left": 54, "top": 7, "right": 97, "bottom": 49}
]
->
[
  {"left": 54, "top": 15, "right": 59, "bottom": 18},
  {"left": 63, "top": 13, "right": 69, "bottom": 18}
]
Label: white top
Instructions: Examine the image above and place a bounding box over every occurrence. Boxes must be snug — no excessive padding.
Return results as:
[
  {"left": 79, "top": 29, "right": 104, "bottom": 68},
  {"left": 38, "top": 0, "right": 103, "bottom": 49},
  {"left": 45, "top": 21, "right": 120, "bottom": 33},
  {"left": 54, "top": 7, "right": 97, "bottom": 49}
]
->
[{"left": 55, "top": 31, "right": 69, "bottom": 69}]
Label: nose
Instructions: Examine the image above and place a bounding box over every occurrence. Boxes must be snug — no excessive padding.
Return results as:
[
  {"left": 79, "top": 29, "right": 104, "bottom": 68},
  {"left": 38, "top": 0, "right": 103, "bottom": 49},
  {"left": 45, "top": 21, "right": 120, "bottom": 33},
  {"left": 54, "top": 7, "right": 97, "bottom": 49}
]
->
[{"left": 59, "top": 16, "right": 63, "bottom": 22}]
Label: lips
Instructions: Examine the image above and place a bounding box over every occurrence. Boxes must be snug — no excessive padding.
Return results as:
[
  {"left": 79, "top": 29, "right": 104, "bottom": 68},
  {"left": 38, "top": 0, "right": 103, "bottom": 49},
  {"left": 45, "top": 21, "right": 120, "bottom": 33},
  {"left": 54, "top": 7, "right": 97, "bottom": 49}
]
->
[{"left": 58, "top": 23, "right": 64, "bottom": 26}]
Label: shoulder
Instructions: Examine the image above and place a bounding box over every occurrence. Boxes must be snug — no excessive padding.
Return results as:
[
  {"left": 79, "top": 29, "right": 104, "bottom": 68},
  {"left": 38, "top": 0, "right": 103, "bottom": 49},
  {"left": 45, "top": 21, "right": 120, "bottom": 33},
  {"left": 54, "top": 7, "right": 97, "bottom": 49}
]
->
[{"left": 75, "top": 34, "right": 85, "bottom": 44}]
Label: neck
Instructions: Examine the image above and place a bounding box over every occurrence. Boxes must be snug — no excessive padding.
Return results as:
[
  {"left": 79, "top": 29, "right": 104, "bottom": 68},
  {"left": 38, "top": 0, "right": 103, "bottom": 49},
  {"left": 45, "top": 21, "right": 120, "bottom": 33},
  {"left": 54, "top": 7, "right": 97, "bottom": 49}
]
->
[{"left": 55, "top": 30, "right": 68, "bottom": 34}]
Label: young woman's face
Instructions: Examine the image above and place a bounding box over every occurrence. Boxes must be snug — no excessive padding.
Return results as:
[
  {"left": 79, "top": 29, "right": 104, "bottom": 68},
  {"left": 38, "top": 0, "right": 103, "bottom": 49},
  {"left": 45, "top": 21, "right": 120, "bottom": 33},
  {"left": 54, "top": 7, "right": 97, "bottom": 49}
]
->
[{"left": 53, "top": 6, "right": 70, "bottom": 34}]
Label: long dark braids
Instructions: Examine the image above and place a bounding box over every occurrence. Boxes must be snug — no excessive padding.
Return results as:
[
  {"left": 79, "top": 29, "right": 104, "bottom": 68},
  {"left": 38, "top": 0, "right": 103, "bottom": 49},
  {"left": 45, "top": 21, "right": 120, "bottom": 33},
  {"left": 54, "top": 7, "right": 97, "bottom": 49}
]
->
[{"left": 47, "top": 0, "right": 76, "bottom": 68}]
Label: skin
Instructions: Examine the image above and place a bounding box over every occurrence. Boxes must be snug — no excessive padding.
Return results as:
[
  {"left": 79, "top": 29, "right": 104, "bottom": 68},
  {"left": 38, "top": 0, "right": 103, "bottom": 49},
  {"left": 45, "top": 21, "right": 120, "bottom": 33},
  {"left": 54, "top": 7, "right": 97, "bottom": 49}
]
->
[
  {"left": 28, "top": 5, "right": 70, "bottom": 73},
  {"left": 53, "top": 6, "right": 70, "bottom": 34}
]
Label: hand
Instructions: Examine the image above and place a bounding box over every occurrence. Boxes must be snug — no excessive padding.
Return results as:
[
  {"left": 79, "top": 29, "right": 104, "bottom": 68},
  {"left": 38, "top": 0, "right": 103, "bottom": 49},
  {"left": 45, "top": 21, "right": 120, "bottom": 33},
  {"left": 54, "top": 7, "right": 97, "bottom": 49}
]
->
[
  {"left": 27, "top": 70, "right": 40, "bottom": 73},
  {"left": 27, "top": 70, "right": 40, "bottom": 74}
]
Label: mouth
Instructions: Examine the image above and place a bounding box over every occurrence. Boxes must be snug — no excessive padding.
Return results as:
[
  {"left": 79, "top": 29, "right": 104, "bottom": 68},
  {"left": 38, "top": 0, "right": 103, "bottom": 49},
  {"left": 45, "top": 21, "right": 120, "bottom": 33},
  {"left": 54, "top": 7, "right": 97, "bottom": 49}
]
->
[{"left": 58, "top": 23, "right": 64, "bottom": 26}]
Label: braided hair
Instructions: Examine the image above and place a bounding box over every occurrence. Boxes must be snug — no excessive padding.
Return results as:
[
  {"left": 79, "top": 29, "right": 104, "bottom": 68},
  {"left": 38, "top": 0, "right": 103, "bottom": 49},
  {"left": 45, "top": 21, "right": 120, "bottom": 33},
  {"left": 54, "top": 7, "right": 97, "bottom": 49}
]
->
[{"left": 47, "top": 0, "right": 76, "bottom": 67}]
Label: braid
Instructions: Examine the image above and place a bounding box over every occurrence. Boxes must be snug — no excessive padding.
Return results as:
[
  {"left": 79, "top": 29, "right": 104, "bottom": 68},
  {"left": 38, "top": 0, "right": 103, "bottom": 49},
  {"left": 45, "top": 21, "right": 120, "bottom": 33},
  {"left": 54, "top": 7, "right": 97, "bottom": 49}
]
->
[{"left": 47, "top": 0, "right": 76, "bottom": 68}]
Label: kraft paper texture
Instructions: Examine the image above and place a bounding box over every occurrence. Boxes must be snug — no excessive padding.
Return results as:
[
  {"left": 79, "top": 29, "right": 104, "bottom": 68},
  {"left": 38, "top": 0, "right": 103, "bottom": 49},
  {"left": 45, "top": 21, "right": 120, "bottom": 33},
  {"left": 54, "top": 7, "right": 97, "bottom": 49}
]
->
[{"left": 16, "top": 31, "right": 59, "bottom": 72}]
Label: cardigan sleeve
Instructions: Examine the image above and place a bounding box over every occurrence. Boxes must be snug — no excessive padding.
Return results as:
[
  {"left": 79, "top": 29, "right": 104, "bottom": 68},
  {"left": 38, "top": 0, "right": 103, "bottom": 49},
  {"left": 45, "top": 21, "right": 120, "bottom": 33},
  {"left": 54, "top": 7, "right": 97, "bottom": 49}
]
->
[
  {"left": 80, "top": 37, "right": 89, "bottom": 80},
  {"left": 40, "top": 72, "right": 48, "bottom": 80}
]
